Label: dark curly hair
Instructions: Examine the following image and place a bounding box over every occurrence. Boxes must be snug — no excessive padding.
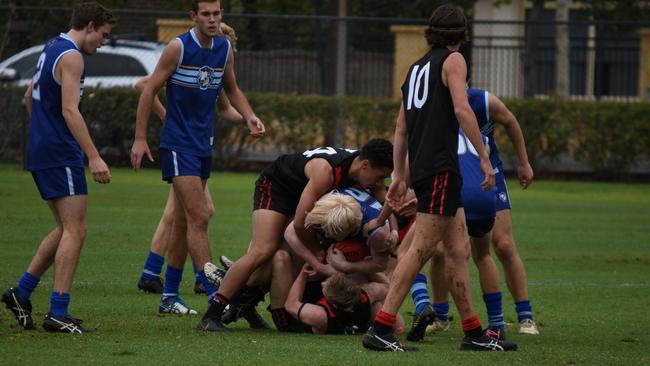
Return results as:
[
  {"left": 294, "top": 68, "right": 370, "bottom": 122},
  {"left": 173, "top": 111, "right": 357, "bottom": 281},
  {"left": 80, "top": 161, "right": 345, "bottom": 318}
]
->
[
  {"left": 425, "top": 4, "right": 468, "bottom": 48},
  {"left": 70, "top": 2, "right": 116, "bottom": 31},
  {"left": 360, "top": 138, "right": 393, "bottom": 170}
]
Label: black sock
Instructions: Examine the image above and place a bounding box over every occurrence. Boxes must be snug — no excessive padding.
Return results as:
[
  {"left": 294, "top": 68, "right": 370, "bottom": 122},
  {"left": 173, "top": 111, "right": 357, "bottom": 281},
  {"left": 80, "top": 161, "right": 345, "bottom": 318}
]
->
[
  {"left": 465, "top": 325, "right": 483, "bottom": 339},
  {"left": 373, "top": 321, "right": 393, "bottom": 335}
]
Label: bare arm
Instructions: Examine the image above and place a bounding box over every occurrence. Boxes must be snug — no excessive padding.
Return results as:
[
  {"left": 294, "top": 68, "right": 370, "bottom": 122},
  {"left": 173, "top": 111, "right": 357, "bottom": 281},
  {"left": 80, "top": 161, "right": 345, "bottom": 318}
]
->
[
  {"left": 386, "top": 104, "right": 409, "bottom": 209},
  {"left": 443, "top": 52, "right": 494, "bottom": 190},
  {"left": 284, "top": 222, "right": 335, "bottom": 276},
  {"left": 285, "top": 268, "right": 328, "bottom": 333},
  {"left": 221, "top": 50, "right": 265, "bottom": 137},
  {"left": 23, "top": 82, "right": 33, "bottom": 118},
  {"left": 293, "top": 159, "right": 334, "bottom": 249},
  {"left": 130, "top": 40, "right": 180, "bottom": 171},
  {"left": 488, "top": 93, "right": 534, "bottom": 189},
  {"left": 216, "top": 94, "right": 244, "bottom": 124},
  {"left": 134, "top": 76, "right": 166, "bottom": 121},
  {"left": 58, "top": 52, "right": 111, "bottom": 184}
]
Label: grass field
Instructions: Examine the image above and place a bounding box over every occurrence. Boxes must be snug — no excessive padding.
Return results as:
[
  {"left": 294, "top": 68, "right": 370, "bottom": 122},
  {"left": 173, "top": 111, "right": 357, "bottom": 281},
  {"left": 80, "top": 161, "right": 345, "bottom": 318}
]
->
[{"left": 1, "top": 164, "right": 649, "bottom": 365}]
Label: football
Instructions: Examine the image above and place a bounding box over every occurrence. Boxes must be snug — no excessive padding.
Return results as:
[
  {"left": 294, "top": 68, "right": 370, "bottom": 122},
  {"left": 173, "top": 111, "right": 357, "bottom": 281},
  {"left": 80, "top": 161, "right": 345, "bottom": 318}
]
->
[{"left": 333, "top": 238, "right": 369, "bottom": 262}]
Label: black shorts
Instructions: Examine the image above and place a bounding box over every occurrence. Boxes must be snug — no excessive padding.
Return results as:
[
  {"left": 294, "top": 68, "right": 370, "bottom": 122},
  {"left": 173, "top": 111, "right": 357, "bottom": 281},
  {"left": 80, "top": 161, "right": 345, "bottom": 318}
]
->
[
  {"left": 466, "top": 218, "right": 495, "bottom": 238},
  {"left": 413, "top": 171, "right": 462, "bottom": 217},
  {"left": 252, "top": 173, "right": 299, "bottom": 216}
]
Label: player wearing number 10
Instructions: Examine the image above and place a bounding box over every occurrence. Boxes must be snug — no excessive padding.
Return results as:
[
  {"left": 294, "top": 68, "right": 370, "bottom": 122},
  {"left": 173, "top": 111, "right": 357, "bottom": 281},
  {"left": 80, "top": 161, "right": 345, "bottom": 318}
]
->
[
  {"left": 199, "top": 139, "right": 394, "bottom": 331},
  {"left": 1, "top": 2, "right": 115, "bottom": 334}
]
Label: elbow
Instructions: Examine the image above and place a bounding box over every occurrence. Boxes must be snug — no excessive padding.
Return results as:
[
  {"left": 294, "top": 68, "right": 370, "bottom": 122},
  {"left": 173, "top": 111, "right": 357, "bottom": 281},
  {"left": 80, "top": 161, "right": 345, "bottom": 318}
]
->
[
  {"left": 285, "top": 300, "right": 297, "bottom": 317},
  {"left": 61, "top": 106, "right": 78, "bottom": 121}
]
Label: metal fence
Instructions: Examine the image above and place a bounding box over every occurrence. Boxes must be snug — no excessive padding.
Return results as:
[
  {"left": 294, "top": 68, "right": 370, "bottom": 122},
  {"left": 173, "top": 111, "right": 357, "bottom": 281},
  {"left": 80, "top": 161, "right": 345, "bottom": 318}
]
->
[{"left": 1, "top": 5, "right": 648, "bottom": 100}]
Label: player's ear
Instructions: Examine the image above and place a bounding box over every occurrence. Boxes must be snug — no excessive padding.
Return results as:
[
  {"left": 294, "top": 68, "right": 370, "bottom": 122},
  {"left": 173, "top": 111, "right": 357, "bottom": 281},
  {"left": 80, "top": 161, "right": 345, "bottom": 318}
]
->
[{"left": 86, "top": 21, "right": 95, "bottom": 34}]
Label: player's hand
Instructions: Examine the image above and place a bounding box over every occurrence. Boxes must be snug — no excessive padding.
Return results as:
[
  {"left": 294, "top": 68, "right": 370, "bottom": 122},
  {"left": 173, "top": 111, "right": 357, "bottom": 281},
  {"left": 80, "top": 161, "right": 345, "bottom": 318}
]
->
[
  {"left": 386, "top": 179, "right": 408, "bottom": 210},
  {"left": 327, "top": 246, "right": 348, "bottom": 272},
  {"left": 302, "top": 264, "right": 318, "bottom": 277},
  {"left": 517, "top": 162, "right": 534, "bottom": 189},
  {"left": 388, "top": 229, "right": 399, "bottom": 249},
  {"left": 316, "top": 262, "right": 337, "bottom": 277},
  {"left": 480, "top": 158, "right": 495, "bottom": 191},
  {"left": 246, "top": 116, "right": 265, "bottom": 138},
  {"left": 89, "top": 157, "right": 111, "bottom": 184},
  {"left": 130, "top": 138, "right": 153, "bottom": 171},
  {"left": 395, "top": 188, "right": 417, "bottom": 217}
]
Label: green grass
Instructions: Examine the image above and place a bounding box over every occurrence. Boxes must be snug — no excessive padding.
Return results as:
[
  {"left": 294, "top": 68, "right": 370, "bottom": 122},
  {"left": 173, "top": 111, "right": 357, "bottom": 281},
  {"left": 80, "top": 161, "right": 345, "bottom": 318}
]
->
[{"left": 1, "top": 164, "right": 649, "bottom": 365}]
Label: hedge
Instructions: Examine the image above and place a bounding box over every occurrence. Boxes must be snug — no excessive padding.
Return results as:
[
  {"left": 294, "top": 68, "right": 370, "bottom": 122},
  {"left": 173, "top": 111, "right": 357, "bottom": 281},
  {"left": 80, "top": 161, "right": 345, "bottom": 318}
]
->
[{"left": 1, "top": 86, "right": 649, "bottom": 177}]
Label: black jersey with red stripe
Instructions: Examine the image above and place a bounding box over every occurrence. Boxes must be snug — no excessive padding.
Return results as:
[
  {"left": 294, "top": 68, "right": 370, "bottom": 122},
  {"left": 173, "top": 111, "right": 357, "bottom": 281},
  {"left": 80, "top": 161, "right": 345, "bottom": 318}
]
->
[
  {"left": 262, "top": 147, "right": 361, "bottom": 193},
  {"left": 314, "top": 290, "right": 372, "bottom": 334},
  {"left": 401, "top": 47, "right": 460, "bottom": 183}
]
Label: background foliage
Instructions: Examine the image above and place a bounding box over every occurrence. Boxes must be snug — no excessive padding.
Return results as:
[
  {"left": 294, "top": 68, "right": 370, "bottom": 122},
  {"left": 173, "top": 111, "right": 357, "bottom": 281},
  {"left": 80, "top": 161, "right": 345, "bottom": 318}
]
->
[{"left": 1, "top": 86, "right": 649, "bottom": 178}]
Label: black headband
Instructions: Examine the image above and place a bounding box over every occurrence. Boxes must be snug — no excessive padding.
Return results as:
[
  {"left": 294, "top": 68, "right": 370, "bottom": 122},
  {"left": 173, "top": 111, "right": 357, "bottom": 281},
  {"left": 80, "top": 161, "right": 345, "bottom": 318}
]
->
[{"left": 429, "top": 25, "right": 466, "bottom": 32}]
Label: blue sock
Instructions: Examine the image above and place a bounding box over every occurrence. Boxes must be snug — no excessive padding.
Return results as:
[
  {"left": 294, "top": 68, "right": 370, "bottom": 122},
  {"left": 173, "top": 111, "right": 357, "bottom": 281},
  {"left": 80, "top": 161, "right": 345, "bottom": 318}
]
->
[
  {"left": 515, "top": 300, "right": 534, "bottom": 322},
  {"left": 409, "top": 273, "right": 431, "bottom": 315},
  {"left": 162, "top": 265, "right": 183, "bottom": 300},
  {"left": 483, "top": 291, "right": 505, "bottom": 330},
  {"left": 50, "top": 292, "right": 70, "bottom": 318},
  {"left": 196, "top": 270, "right": 218, "bottom": 303},
  {"left": 16, "top": 272, "right": 40, "bottom": 301},
  {"left": 433, "top": 302, "right": 449, "bottom": 322},
  {"left": 141, "top": 251, "right": 165, "bottom": 281}
]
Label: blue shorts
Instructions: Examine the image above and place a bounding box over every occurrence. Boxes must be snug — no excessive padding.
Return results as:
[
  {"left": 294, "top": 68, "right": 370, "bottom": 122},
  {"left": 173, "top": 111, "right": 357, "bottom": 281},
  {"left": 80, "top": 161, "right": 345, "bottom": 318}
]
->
[
  {"left": 32, "top": 166, "right": 88, "bottom": 201},
  {"left": 466, "top": 218, "right": 495, "bottom": 238},
  {"left": 495, "top": 168, "right": 512, "bottom": 211},
  {"left": 160, "top": 148, "right": 211, "bottom": 183}
]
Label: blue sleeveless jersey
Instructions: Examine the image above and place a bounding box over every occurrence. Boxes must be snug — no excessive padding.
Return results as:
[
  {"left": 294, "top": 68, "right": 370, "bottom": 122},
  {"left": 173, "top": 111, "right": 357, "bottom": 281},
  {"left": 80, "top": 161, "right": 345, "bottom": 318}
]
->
[
  {"left": 27, "top": 33, "right": 85, "bottom": 171},
  {"left": 336, "top": 187, "right": 383, "bottom": 244},
  {"left": 160, "top": 29, "right": 230, "bottom": 157},
  {"left": 458, "top": 129, "right": 497, "bottom": 220},
  {"left": 467, "top": 88, "right": 503, "bottom": 170}
]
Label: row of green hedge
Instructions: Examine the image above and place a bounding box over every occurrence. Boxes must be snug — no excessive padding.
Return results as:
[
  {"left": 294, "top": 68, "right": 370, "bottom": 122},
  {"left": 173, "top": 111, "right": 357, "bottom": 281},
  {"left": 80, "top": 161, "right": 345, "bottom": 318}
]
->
[{"left": 1, "top": 86, "right": 649, "bottom": 176}]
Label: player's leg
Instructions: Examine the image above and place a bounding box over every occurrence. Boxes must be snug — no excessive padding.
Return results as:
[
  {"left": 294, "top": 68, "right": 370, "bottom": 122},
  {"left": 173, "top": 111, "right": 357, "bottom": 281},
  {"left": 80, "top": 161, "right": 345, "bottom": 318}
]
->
[
  {"left": 137, "top": 187, "right": 175, "bottom": 294},
  {"left": 492, "top": 208, "right": 538, "bottom": 334},
  {"left": 446, "top": 209, "right": 516, "bottom": 351},
  {"left": 470, "top": 231, "right": 506, "bottom": 338},
  {"left": 157, "top": 191, "right": 196, "bottom": 315},
  {"left": 402, "top": 222, "right": 436, "bottom": 342},
  {"left": 364, "top": 212, "right": 449, "bottom": 351},
  {"left": 42, "top": 194, "right": 93, "bottom": 333},
  {"left": 199, "top": 208, "right": 286, "bottom": 331},
  {"left": 426, "top": 240, "right": 451, "bottom": 334},
  {"left": 2, "top": 202, "right": 62, "bottom": 330},
  {"left": 193, "top": 185, "right": 215, "bottom": 294}
]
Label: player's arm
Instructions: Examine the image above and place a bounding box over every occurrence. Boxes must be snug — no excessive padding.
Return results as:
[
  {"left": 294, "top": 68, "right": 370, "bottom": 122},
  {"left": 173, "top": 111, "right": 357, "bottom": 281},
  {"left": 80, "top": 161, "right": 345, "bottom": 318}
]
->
[
  {"left": 284, "top": 222, "right": 335, "bottom": 276},
  {"left": 294, "top": 159, "right": 334, "bottom": 248},
  {"left": 58, "top": 52, "right": 110, "bottom": 184},
  {"left": 285, "top": 267, "right": 328, "bottom": 333},
  {"left": 131, "top": 40, "right": 180, "bottom": 171},
  {"left": 386, "top": 104, "right": 409, "bottom": 208},
  {"left": 488, "top": 93, "right": 534, "bottom": 189},
  {"left": 23, "top": 82, "right": 33, "bottom": 118},
  {"left": 216, "top": 93, "right": 244, "bottom": 124},
  {"left": 221, "top": 50, "right": 265, "bottom": 137},
  {"left": 443, "top": 52, "right": 494, "bottom": 190},
  {"left": 134, "top": 75, "right": 166, "bottom": 121}
]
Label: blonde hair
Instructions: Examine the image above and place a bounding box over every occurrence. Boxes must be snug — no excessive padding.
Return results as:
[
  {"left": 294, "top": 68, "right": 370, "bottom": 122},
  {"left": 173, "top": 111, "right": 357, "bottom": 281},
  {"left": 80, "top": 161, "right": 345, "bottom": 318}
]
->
[
  {"left": 219, "top": 22, "right": 237, "bottom": 52},
  {"left": 305, "top": 193, "right": 362, "bottom": 240},
  {"left": 323, "top": 273, "right": 360, "bottom": 310}
]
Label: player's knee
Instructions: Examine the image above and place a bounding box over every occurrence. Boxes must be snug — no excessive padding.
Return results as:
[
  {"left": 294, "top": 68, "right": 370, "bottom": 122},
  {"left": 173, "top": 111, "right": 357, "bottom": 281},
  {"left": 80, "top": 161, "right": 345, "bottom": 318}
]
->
[
  {"left": 64, "top": 222, "right": 87, "bottom": 241},
  {"left": 249, "top": 244, "right": 278, "bottom": 266},
  {"left": 493, "top": 238, "right": 517, "bottom": 263},
  {"left": 187, "top": 208, "right": 211, "bottom": 231},
  {"left": 272, "top": 249, "right": 291, "bottom": 267}
]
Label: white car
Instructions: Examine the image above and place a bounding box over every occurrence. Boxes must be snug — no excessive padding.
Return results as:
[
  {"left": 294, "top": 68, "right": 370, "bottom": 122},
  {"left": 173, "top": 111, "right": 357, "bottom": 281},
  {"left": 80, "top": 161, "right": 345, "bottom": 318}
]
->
[{"left": 0, "top": 39, "right": 164, "bottom": 88}]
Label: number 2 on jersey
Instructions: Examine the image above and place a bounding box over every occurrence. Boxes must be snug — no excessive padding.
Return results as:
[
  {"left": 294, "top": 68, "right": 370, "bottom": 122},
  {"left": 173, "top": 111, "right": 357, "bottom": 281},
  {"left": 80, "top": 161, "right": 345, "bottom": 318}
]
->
[{"left": 31, "top": 52, "right": 46, "bottom": 101}]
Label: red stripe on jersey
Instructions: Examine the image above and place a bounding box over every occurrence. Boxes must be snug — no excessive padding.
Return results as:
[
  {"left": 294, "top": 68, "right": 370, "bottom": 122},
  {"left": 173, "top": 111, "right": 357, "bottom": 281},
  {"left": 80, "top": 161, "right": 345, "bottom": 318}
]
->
[
  {"left": 439, "top": 172, "right": 449, "bottom": 215},
  {"left": 266, "top": 181, "right": 272, "bottom": 209},
  {"left": 316, "top": 297, "right": 336, "bottom": 317}
]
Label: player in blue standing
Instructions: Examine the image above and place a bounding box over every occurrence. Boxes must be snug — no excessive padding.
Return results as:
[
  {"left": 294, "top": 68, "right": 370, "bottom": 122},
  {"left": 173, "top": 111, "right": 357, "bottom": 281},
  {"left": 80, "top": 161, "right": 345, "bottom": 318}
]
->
[
  {"left": 406, "top": 89, "right": 538, "bottom": 339},
  {"left": 130, "top": 0, "right": 265, "bottom": 315},
  {"left": 1, "top": 2, "right": 115, "bottom": 333}
]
